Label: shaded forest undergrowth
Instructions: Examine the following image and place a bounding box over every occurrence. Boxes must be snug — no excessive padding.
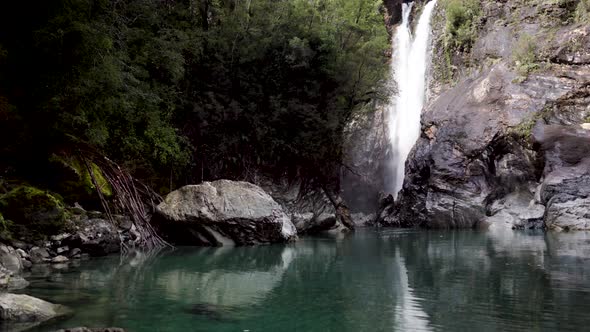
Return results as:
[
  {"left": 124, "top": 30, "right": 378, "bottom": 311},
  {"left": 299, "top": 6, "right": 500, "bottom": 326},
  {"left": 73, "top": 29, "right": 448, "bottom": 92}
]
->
[{"left": 0, "top": 0, "right": 390, "bottom": 242}]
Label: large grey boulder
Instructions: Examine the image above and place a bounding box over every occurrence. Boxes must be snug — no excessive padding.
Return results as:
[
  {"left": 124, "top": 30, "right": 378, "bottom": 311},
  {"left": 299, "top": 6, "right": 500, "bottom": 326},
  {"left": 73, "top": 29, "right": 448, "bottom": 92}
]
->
[
  {"left": 0, "top": 293, "right": 69, "bottom": 322},
  {"left": 155, "top": 180, "right": 297, "bottom": 246}
]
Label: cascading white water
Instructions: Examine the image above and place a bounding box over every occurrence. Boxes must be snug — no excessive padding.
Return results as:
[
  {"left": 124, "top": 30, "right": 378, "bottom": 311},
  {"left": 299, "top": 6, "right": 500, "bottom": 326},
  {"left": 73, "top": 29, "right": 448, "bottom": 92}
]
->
[{"left": 387, "top": 0, "right": 437, "bottom": 198}]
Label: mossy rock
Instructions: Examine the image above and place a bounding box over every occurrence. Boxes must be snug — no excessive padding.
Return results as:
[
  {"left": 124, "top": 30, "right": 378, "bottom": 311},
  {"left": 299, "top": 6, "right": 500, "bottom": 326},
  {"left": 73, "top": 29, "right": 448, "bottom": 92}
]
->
[
  {"left": 0, "top": 186, "right": 68, "bottom": 240},
  {"left": 0, "top": 212, "right": 12, "bottom": 241}
]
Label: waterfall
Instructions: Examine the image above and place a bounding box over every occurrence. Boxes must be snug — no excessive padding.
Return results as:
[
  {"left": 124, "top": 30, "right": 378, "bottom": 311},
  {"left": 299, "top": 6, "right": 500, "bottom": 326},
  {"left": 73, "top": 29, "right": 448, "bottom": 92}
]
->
[{"left": 387, "top": 0, "right": 437, "bottom": 198}]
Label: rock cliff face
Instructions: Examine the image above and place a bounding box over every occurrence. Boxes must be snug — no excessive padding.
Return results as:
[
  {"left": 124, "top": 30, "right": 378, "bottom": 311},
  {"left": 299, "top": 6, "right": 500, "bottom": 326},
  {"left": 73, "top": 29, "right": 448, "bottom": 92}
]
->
[
  {"left": 383, "top": 0, "right": 428, "bottom": 34},
  {"left": 342, "top": 104, "right": 391, "bottom": 213},
  {"left": 379, "top": 0, "right": 590, "bottom": 230}
]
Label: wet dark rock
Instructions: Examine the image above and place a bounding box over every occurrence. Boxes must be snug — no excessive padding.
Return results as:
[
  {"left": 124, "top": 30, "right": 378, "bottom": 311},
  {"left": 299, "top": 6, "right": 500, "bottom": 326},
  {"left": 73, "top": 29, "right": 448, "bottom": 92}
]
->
[
  {"left": 29, "top": 247, "right": 50, "bottom": 264},
  {"left": 382, "top": 0, "right": 428, "bottom": 33},
  {"left": 63, "top": 219, "right": 121, "bottom": 257},
  {"left": 291, "top": 212, "right": 314, "bottom": 232},
  {"left": 351, "top": 213, "right": 376, "bottom": 227},
  {"left": 87, "top": 211, "right": 104, "bottom": 219},
  {"left": 22, "top": 260, "right": 32, "bottom": 269},
  {"left": 296, "top": 213, "right": 338, "bottom": 234},
  {"left": 114, "top": 215, "right": 133, "bottom": 231},
  {"left": 68, "top": 248, "right": 82, "bottom": 258},
  {"left": 10, "top": 240, "right": 29, "bottom": 251},
  {"left": 259, "top": 178, "right": 343, "bottom": 234}
]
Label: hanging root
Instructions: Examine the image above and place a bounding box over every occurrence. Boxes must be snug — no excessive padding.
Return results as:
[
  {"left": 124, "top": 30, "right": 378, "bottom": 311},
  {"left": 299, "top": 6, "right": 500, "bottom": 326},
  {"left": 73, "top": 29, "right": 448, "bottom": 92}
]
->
[{"left": 81, "top": 153, "right": 171, "bottom": 251}]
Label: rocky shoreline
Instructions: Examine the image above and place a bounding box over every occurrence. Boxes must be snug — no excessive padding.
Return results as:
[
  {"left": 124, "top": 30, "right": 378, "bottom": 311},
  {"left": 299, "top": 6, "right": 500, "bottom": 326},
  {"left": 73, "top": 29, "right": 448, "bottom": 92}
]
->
[
  {"left": 0, "top": 206, "right": 139, "bottom": 330},
  {"left": 0, "top": 179, "right": 362, "bottom": 331}
]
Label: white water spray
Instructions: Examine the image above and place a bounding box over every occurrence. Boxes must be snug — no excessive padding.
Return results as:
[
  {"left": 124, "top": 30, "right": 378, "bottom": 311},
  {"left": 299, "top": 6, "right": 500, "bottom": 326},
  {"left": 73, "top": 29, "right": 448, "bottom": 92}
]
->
[{"left": 387, "top": 0, "right": 437, "bottom": 198}]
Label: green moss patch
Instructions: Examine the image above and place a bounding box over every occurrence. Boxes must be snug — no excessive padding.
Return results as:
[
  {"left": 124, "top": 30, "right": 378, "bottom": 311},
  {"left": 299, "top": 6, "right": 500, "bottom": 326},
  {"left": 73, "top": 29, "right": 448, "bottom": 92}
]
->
[
  {"left": 49, "top": 154, "right": 112, "bottom": 197},
  {"left": 576, "top": 0, "right": 590, "bottom": 23},
  {"left": 0, "top": 186, "right": 68, "bottom": 240}
]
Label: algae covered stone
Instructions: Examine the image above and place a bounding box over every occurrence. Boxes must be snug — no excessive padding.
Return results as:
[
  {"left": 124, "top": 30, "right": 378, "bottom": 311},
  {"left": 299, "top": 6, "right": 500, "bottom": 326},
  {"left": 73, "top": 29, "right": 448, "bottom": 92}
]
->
[{"left": 0, "top": 186, "right": 68, "bottom": 240}]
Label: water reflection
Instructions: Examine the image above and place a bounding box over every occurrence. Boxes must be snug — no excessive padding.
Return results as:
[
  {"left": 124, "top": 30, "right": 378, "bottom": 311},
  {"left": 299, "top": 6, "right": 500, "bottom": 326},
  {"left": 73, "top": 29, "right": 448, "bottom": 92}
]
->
[
  {"left": 156, "top": 246, "right": 296, "bottom": 306},
  {"left": 393, "top": 252, "right": 432, "bottom": 332},
  {"left": 18, "top": 229, "right": 590, "bottom": 332}
]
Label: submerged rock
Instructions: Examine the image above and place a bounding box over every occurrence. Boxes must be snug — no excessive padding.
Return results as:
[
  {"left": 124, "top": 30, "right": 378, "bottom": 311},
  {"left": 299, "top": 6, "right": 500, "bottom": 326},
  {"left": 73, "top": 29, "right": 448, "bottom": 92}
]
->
[
  {"left": 155, "top": 180, "right": 297, "bottom": 245},
  {"left": 0, "top": 266, "right": 28, "bottom": 290},
  {"left": 0, "top": 293, "right": 69, "bottom": 322}
]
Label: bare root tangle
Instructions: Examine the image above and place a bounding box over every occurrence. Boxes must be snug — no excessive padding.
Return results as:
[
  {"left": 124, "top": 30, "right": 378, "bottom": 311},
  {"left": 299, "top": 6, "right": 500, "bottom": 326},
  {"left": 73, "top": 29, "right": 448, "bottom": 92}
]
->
[{"left": 80, "top": 152, "right": 171, "bottom": 250}]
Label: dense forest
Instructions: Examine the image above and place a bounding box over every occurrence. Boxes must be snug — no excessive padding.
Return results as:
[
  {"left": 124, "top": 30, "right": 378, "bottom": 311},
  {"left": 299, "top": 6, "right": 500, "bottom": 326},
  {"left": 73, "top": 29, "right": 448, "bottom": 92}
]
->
[{"left": 0, "top": 0, "right": 389, "bottom": 208}]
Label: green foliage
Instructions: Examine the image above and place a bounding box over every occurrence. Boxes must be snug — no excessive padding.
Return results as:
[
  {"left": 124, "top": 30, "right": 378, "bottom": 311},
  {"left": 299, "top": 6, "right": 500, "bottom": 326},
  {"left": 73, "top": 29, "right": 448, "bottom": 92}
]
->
[
  {"left": 513, "top": 33, "right": 539, "bottom": 76},
  {"left": 438, "top": 0, "right": 481, "bottom": 82},
  {"left": 443, "top": 0, "right": 481, "bottom": 51},
  {"left": 0, "top": 186, "right": 67, "bottom": 240},
  {"left": 576, "top": 0, "right": 590, "bottom": 22},
  {"left": 0, "top": 0, "right": 388, "bottom": 194},
  {"left": 0, "top": 212, "right": 12, "bottom": 240},
  {"left": 0, "top": 211, "right": 14, "bottom": 238},
  {"left": 49, "top": 154, "right": 112, "bottom": 198}
]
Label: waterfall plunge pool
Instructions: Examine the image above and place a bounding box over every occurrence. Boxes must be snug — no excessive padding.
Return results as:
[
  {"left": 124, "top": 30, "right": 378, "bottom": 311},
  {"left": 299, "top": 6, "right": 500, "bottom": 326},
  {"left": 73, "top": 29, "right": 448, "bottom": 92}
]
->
[{"left": 15, "top": 228, "right": 590, "bottom": 332}]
